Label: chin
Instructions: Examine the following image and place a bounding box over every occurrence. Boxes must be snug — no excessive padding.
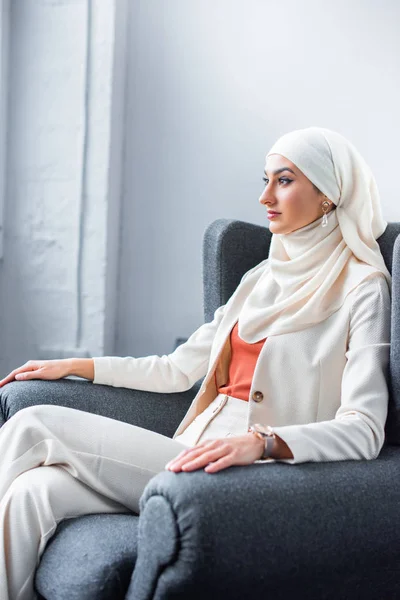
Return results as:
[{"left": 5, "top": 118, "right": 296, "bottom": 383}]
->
[{"left": 268, "top": 221, "right": 290, "bottom": 235}]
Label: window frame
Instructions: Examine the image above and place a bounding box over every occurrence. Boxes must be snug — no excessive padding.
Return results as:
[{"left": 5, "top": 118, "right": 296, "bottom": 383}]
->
[{"left": 0, "top": 0, "right": 9, "bottom": 259}]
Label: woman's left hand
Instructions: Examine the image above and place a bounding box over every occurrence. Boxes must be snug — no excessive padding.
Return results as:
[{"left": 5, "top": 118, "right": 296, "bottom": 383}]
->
[{"left": 165, "top": 433, "right": 265, "bottom": 474}]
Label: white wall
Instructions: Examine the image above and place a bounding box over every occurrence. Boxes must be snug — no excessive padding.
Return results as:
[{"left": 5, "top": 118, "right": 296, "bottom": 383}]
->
[
  {"left": 116, "top": 0, "right": 400, "bottom": 358},
  {"left": 1, "top": 0, "right": 399, "bottom": 375},
  {"left": 0, "top": 0, "right": 126, "bottom": 378}
]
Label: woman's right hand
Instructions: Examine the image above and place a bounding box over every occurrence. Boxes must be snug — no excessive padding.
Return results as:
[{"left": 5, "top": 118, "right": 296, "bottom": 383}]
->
[{"left": 0, "top": 359, "right": 71, "bottom": 387}]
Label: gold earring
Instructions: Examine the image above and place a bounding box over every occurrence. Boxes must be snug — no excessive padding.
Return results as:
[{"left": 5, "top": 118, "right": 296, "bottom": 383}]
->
[{"left": 321, "top": 199, "right": 331, "bottom": 228}]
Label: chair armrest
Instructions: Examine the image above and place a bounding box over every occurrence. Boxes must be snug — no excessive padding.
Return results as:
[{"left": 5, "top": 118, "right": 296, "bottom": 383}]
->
[
  {"left": 0, "top": 378, "right": 200, "bottom": 437},
  {"left": 128, "top": 445, "right": 400, "bottom": 600}
]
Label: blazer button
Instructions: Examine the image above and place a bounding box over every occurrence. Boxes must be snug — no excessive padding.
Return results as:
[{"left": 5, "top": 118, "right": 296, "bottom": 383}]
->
[{"left": 252, "top": 391, "right": 264, "bottom": 402}]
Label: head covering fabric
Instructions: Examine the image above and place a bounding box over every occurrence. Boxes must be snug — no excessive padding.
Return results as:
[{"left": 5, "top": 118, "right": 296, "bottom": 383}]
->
[{"left": 237, "top": 126, "right": 391, "bottom": 343}]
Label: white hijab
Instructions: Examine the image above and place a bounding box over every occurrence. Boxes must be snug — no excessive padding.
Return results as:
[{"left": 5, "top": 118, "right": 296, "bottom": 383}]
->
[{"left": 237, "top": 126, "right": 391, "bottom": 343}]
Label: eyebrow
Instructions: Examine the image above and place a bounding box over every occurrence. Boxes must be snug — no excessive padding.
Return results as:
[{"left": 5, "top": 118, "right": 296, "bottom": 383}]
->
[{"left": 264, "top": 167, "right": 296, "bottom": 176}]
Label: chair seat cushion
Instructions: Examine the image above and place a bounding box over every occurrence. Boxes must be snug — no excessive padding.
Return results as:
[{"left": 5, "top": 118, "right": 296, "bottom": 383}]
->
[{"left": 35, "top": 513, "right": 139, "bottom": 600}]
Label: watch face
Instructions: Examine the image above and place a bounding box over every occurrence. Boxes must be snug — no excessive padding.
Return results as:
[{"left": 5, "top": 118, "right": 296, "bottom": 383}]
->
[{"left": 254, "top": 423, "right": 273, "bottom": 436}]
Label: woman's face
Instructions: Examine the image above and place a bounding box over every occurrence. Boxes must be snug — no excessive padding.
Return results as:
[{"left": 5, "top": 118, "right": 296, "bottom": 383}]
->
[{"left": 259, "top": 154, "right": 334, "bottom": 234}]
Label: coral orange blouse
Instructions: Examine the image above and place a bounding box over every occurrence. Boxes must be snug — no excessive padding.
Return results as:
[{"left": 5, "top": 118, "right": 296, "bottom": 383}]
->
[{"left": 216, "top": 320, "right": 266, "bottom": 401}]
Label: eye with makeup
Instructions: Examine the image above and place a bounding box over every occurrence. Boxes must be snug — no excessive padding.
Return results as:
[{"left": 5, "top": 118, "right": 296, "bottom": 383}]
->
[{"left": 262, "top": 176, "right": 292, "bottom": 186}]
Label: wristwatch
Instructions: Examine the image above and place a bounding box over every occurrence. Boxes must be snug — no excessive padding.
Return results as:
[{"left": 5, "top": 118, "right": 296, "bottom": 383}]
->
[{"left": 248, "top": 423, "right": 275, "bottom": 459}]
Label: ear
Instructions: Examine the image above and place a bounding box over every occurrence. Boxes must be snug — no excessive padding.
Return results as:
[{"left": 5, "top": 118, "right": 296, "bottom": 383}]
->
[{"left": 323, "top": 195, "right": 335, "bottom": 210}]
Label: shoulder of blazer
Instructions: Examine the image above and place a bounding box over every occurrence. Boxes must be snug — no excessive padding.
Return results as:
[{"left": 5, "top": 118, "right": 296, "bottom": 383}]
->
[
  {"left": 351, "top": 271, "right": 390, "bottom": 305},
  {"left": 350, "top": 271, "right": 391, "bottom": 315}
]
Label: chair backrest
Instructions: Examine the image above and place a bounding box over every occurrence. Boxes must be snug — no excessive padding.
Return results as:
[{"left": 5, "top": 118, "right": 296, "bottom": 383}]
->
[
  {"left": 376, "top": 222, "right": 400, "bottom": 274},
  {"left": 202, "top": 218, "right": 400, "bottom": 446},
  {"left": 203, "top": 219, "right": 271, "bottom": 323},
  {"left": 203, "top": 218, "right": 400, "bottom": 321}
]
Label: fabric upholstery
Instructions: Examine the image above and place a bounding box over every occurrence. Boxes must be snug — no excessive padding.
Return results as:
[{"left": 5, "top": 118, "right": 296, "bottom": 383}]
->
[
  {"left": 202, "top": 218, "right": 272, "bottom": 323},
  {"left": 387, "top": 233, "right": 400, "bottom": 443},
  {"left": 202, "top": 218, "right": 399, "bottom": 314},
  {"left": 0, "top": 378, "right": 197, "bottom": 438},
  {"left": 131, "top": 443, "right": 400, "bottom": 600},
  {"left": 203, "top": 219, "right": 400, "bottom": 445},
  {"left": 1, "top": 217, "right": 400, "bottom": 599},
  {"left": 126, "top": 496, "right": 178, "bottom": 599},
  {"left": 35, "top": 514, "right": 139, "bottom": 600}
]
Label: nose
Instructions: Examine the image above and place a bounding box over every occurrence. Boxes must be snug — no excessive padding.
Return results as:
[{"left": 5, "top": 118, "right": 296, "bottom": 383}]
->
[{"left": 259, "top": 183, "right": 276, "bottom": 206}]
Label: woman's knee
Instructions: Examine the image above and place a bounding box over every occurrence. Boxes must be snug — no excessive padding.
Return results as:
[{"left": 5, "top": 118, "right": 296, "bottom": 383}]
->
[
  {"left": 9, "top": 404, "right": 59, "bottom": 427},
  {"left": 6, "top": 466, "right": 70, "bottom": 507},
  {"left": 1, "top": 468, "right": 61, "bottom": 551},
  {"left": 4, "top": 468, "right": 51, "bottom": 517},
  {"left": 4, "top": 466, "right": 126, "bottom": 524}
]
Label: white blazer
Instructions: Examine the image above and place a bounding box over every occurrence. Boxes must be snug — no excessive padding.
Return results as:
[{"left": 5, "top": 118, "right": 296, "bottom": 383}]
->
[{"left": 93, "top": 261, "right": 391, "bottom": 465}]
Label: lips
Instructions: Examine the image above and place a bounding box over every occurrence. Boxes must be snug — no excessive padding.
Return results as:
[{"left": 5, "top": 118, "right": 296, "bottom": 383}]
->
[{"left": 267, "top": 211, "right": 281, "bottom": 216}]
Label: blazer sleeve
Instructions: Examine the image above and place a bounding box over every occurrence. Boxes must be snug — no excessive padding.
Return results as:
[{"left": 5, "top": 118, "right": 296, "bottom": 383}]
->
[
  {"left": 260, "top": 273, "right": 391, "bottom": 465},
  {"left": 92, "top": 303, "right": 226, "bottom": 392},
  {"left": 92, "top": 260, "right": 265, "bottom": 392}
]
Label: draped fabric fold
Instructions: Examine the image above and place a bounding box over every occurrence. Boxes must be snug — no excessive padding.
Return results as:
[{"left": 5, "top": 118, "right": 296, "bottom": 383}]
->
[{"left": 238, "top": 127, "right": 391, "bottom": 343}]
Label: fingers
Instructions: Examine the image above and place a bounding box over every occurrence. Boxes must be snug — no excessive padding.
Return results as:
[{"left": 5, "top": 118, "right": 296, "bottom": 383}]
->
[
  {"left": 15, "top": 368, "right": 45, "bottom": 381},
  {"left": 166, "top": 441, "right": 232, "bottom": 473},
  {"left": 0, "top": 362, "right": 40, "bottom": 387},
  {"left": 0, "top": 368, "right": 25, "bottom": 387},
  {"left": 165, "top": 448, "right": 192, "bottom": 468},
  {"left": 0, "top": 373, "right": 16, "bottom": 387},
  {"left": 204, "top": 454, "right": 233, "bottom": 473},
  {"left": 165, "top": 440, "right": 214, "bottom": 469},
  {"left": 165, "top": 442, "right": 216, "bottom": 469},
  {"left": 164, "top": 435, "right": 262, "bottom": 474}
]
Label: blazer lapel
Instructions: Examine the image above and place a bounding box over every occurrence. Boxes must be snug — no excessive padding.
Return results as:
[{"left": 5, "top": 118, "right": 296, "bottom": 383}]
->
[{"left": 173, "top": 272, "right": 260, "bottom": 438}]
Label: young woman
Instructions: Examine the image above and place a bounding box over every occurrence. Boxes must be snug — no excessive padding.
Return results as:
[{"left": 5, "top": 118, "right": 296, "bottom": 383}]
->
[{"left": 0, "top": 126, "right": 391, "bottom": 600}]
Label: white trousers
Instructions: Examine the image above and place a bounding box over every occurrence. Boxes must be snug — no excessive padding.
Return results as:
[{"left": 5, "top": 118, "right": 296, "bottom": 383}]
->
[{"left": 0, "top": 394, "right": 248, "bottom": 600}]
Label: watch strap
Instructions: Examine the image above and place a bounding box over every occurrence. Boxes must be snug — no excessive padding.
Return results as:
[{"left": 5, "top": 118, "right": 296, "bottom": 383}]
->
[
  {"left": 262, "top": 434, "right": 275, "bottom": 459},
  {"left": 248, "top": 424, "right": 275, "bottom": 459}
]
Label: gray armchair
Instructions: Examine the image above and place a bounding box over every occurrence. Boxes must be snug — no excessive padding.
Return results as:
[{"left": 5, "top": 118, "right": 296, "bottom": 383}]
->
[{"left": 1, "top": 218, "right": 400, "bottom": 600}]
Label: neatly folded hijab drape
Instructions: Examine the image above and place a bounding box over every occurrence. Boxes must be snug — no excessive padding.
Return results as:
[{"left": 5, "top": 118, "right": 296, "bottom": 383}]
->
[{"left": 237, "top": 126, "right": 391, "bottom": 343}]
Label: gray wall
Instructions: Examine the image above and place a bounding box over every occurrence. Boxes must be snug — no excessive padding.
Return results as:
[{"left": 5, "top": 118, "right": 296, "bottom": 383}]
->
[
  {"left": 1, "top": 0, "right": 399, "bottom": 376},
  {"left": 116, "top": 0, "right": 400, "bottom": 358},
  {"left": 0, "top": 0, "right": 126, "bottom": 378}
]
